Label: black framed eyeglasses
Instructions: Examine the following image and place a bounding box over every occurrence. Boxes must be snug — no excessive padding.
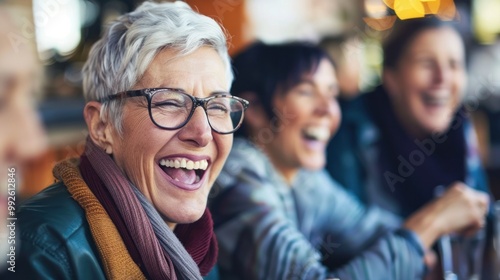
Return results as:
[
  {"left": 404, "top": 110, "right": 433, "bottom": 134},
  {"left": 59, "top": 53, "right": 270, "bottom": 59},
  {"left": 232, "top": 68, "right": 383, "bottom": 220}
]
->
[{"left": 99, "top": 88, "right": 249, "bottom": 134}]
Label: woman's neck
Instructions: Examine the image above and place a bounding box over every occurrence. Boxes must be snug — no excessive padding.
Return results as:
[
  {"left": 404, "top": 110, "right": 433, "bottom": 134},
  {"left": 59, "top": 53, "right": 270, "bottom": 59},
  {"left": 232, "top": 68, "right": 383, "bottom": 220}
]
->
[
  {"left": 256, "top": 141, "right": 298, "bottom": 186},
  {"left": 274, "top": 165, "right": 298, "bottom": 186}
]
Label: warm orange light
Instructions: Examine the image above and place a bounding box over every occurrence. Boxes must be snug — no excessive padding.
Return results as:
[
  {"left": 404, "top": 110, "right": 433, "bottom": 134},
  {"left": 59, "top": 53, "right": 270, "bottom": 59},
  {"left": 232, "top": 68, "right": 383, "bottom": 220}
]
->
[
  {"left": 363, "top": 15, "right": 398, "bottom": 31},
  {"left": 435, "top": 0, "right": 456, "bottom": 20},
  {"left": 422, "top": 0, "right": 440, "bottom": 14},
  {"left": 383, "top": 0, "right": 396, "bottom": 10}
]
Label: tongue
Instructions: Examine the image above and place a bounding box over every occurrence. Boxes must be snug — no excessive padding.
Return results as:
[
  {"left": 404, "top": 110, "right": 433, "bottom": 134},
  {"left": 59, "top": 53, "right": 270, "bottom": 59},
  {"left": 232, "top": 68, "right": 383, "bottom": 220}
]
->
[{"left": 164, "top": 167, "right": 197, "bottom": 184}]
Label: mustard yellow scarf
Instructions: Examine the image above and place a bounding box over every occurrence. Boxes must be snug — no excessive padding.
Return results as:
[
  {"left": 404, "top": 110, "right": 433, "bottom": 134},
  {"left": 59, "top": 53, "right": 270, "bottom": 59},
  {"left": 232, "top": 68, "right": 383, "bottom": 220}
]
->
[{"left": 53, "top": 159, "right": 146, "bottom": 280}]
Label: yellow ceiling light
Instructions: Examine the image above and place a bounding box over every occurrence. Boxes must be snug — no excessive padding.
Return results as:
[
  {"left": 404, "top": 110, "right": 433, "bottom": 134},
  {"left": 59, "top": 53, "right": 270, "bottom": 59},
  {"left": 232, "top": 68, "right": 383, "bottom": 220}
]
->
[
  {"left": 421, "top": 0, "right": 440, "bottom": 14},
  {"left": 383, "top": 0, "right": 395, "bottom": 9},
  {"left": 380, "top": 0, "right": 456, "bottom": 20},
  {"left": 394, "top": 0, "right": 425, "bottom": 19},
  {"left": 363, "top": 16, "right": 398, "bottom": 31}
]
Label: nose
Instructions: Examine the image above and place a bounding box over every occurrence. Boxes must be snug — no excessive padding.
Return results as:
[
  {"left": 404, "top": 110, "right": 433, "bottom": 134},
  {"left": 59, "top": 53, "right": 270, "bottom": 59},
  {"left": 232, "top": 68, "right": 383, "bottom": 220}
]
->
[
  {"left": 177, "top": 106, "right": 213, "bottom": 147},
  {"left": 314, "top": 92, "right": 337, "bottom": 117},
  {"left": 434, "top": 62, "right": 452, "bottom": 85}
]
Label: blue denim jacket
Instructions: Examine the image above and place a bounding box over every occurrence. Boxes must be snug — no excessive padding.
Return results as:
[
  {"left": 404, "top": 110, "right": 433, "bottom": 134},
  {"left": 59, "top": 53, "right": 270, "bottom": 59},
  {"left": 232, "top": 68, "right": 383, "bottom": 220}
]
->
[{"left": 210, "top": 138, "right": 426, "bottom": 280}]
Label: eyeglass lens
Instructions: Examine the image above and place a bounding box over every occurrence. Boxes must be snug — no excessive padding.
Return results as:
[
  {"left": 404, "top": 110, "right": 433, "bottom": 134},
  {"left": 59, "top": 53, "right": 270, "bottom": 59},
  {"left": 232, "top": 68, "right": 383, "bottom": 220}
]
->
[{"left": 150, "top": 89, "right": 244, "bottom": 133}]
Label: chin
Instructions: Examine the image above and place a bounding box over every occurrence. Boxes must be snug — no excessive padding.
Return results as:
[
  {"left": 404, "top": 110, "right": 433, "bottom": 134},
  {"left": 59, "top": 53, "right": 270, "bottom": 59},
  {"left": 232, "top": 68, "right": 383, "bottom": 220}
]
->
[
  {"left": 302, "top": 158, "right": 326, "bottom": 171},
  {"left": 167, "top": 209, "right": 205, "bottom": 225},
  {"left": 180, "top": 213, "right": 205, "bottom": 224},
  {"left": 423, "top": 121, "right": 451, "bottom": 135},
  {"left": 160, "top": 199, "right": 208, "bottom": 225}
]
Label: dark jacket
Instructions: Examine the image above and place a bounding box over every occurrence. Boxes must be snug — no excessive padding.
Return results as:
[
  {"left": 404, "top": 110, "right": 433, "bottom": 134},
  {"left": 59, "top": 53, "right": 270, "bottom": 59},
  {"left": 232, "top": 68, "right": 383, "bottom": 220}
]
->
[
  {"left": 8, "top": 183, "right": 220, "bottom": 280},
  {"left": 326, "top": 86, "right": 490, "bottom": 217},
  {"left": 9, "top": 183, "right": 106, "bottom": 280}
]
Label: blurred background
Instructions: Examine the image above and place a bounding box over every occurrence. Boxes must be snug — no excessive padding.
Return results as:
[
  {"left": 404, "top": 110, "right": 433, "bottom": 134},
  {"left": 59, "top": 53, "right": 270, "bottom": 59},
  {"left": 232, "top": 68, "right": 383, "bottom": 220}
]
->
[{"left": 1, "top": 0, "right": 499, "bottom": 200}]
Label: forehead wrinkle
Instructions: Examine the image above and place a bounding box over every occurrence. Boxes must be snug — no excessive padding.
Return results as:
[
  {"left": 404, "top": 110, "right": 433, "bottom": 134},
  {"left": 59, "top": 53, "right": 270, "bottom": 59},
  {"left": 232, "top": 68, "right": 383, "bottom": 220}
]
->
[
  {"left": 134, "top": 69, "right": 176, "bottom": 89},
  {"left": 162, "top": 74, "right": 228, "bottom": 97},
  {"left": 135, "top": 48, "right": 228, "bottom": 98}
]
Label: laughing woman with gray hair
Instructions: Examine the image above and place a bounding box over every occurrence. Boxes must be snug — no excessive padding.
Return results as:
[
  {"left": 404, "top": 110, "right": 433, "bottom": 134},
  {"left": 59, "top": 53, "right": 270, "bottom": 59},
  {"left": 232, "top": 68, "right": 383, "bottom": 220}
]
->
[{"left": 14, "top": 1, "right": 248, "bottom": 279}]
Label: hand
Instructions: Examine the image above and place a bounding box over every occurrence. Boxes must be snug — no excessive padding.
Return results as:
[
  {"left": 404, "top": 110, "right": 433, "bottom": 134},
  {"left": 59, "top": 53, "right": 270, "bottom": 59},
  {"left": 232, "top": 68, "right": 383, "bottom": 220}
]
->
[
  {"left": 423, "top": 250, "right": 441, "bottom": 280},
  {"left": 404, "top": 182, "right": 489, "bottom": 249},
  {"left": 423, "top": 250, "right": 437, "bottom": 269},
  {"left": 431, "top": 182, "right": 488, "bottom": 235}
]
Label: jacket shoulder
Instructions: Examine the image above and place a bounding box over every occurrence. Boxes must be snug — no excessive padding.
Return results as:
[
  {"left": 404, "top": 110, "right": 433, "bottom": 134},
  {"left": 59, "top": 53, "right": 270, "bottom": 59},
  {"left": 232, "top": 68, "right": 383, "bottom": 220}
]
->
[
  {"left": 18, "top": 182, "right": 88, "bottom": 241},
  {"left": 15, "top": 182, "right": 105, "bottom": 279}
]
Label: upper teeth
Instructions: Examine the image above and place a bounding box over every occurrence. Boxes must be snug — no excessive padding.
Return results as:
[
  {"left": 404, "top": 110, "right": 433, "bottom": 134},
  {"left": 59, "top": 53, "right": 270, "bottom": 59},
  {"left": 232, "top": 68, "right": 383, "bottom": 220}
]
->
[
  {"left": 423, "top": 92, "right": 450, "bottom": 102},
  {"left": 159, "top": 158, "right": 208, "bottom": 170},
  {"left": 304, "top": 127, "right": 330, "bottom": 141},
  {"left": 423, "top": 97, "right": 448, "bottom": 105}
]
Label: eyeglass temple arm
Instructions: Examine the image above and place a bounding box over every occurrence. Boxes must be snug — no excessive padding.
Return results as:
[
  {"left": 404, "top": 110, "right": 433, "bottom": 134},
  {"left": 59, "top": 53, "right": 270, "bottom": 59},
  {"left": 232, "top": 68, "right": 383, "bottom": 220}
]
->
[{"left": 99, "top": 90, "right": 147, "bottom": 102}]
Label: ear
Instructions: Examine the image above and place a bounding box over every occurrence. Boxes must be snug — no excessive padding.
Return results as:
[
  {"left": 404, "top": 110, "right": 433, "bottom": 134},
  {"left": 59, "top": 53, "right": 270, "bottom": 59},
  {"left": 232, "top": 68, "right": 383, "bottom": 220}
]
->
[
  {"left": 83, "top": 101, "right": 116, "bottom": 154},
  {"left": 382, "top": 67, "right": 399, "bottom": 99},
  {"left": 239, "top": 91, "right": 269, "bottom": 131}
]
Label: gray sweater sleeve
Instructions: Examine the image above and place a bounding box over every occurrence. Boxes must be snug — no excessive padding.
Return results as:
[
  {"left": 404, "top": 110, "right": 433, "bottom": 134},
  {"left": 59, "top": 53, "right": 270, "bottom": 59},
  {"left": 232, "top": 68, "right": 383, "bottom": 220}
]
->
[{"left": 212, "top": 168, "right": 426, "bottom": 280}]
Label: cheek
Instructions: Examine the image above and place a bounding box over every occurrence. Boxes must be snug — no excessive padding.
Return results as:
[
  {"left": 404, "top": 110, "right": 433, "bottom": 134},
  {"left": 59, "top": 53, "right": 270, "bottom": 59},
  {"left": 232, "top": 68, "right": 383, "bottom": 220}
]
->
[
  {"left": 408, "top": 94, "right": 424, "bottom": 110},
  {"left": 0, "top": 132, "right": 9, "bottom": 159},
  {"left": 280, "top": 107, "right": 307, "bottom": 141},
  {"left": 453, "top": 73, "right": 466, "bottom": 99},
  {"left": 219, "top": 135, "right": 233, "bottom": 159},
  {"left": 282, "top": 101, "right": 311, "bottom": 128},
  {"left": 114, "top": 117, "right": 163, "bottom": 182},
  {"left": 212, "top": 134, "right": 233, "bottom": 173},
  {"left": 329, "top": 102, "right": 342, "bottom": 133},
  {"left": 401, "top": 67, "right": 430, "bottom": 94},
  {"left": 113, "top": 135, "right": 148, "bottom": 184},
  {"left": 120, "top": 110, "right": 161, "bottom": 153},
  {"left": 395, "top": 81, "right": 423, "bottom": 111}
]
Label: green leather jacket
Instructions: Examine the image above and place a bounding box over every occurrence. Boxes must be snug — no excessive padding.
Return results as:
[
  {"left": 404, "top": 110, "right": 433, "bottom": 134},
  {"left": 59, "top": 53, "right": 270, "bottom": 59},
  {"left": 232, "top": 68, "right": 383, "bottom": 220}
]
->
[{"left": 12, "top": 182, "right": 106, "bottom": 280}]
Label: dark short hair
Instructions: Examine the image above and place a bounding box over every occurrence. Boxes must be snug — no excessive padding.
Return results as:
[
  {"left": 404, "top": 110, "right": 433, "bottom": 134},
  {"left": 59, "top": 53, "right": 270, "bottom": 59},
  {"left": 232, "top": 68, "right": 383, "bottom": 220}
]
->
[
  {"left": 231, "top": 41, "right": 334, "bottom": 137},
  {"left": 383, "top": 16, "right": 462, "bottom": 69}
]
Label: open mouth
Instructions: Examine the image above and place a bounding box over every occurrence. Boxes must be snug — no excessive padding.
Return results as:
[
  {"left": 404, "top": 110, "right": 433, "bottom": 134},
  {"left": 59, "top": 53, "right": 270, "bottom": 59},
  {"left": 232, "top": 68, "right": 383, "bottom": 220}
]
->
[
  {"left": 159, "top": 158, "right": 209, "bottom": 190},
  {"left": 302, "top": 126, "right": 330, "bottom": 142},
  {"left": 301, "top": 126, "right": 331, "bottom": 152},
  {"left": 422, "top": 93, "right": 450, "bottom": 107}
]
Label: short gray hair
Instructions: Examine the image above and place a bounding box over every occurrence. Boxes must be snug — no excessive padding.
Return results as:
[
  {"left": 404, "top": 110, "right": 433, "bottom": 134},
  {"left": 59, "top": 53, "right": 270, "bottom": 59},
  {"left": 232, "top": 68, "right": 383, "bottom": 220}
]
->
[{"left": 82, "top": 1, "right": 233, "bottom": 133}]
